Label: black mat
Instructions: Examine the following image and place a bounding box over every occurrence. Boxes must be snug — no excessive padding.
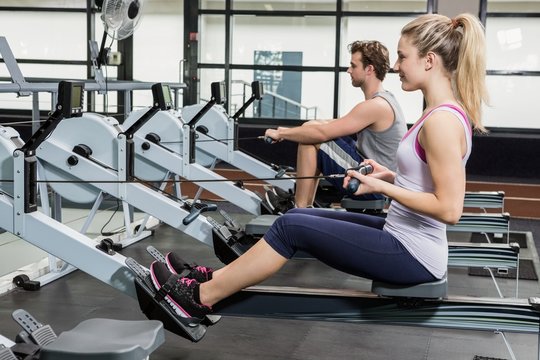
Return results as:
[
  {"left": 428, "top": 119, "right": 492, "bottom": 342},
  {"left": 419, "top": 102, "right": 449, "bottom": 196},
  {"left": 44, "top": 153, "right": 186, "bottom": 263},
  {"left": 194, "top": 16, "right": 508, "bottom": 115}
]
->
[
  {"left": 468, "top": 259, "right": 538, "bottom": 280},
  {"left": 473, "top": 356, "right": 507, "bottom": 360},
  {"left": 470, "top": 232, "right": 529, "bottom": 249}
]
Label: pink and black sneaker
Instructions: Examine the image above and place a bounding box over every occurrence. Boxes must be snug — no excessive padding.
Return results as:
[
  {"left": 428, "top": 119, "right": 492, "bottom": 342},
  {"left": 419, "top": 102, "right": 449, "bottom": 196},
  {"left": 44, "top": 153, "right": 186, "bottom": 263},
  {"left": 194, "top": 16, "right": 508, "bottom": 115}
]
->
[
  {"left": 165, "top": 252, "right": 213, "bottom": 283},
  {"left": 150, "top": 261, "right": 211, "bottom": 321}
]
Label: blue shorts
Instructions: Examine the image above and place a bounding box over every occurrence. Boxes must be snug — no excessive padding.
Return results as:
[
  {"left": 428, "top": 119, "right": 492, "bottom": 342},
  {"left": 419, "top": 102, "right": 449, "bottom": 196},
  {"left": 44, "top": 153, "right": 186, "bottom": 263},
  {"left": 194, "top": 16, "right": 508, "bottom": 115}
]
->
[
  {"left": 317, "top": 137, "right": 382, "bottom": 201},
  {"left": 264, "top": 208, "right": 437, "bottom": 285}
]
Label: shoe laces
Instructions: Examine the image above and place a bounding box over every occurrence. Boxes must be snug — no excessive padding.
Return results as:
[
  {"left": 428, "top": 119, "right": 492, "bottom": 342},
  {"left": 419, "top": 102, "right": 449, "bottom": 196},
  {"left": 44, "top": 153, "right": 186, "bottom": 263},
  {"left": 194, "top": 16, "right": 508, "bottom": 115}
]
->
[
  {"left": 179, "top": 277, "right": 197, "bottom": 287},
  {"left": 194, "top": 265, "right": 211, "bottom": 274}
]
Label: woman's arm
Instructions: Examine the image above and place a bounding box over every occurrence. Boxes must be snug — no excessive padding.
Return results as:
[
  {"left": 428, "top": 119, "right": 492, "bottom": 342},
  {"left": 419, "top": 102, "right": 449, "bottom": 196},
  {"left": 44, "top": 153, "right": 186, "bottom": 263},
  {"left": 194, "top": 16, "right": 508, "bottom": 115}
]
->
[{"left": 347, "top": 111, "right": 467, "bottom": 224}]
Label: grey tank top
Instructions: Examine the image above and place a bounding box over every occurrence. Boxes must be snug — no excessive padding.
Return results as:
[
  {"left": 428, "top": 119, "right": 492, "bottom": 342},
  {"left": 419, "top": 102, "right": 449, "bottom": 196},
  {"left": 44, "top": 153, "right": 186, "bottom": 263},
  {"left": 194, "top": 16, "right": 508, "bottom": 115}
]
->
[{"left": 355, "top": 90, "right": 407, "bottom": 171}]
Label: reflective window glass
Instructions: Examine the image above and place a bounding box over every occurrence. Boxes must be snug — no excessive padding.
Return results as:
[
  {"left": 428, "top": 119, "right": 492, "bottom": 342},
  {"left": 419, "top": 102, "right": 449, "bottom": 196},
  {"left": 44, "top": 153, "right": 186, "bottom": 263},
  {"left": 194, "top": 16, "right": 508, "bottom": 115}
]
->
[
  {"left": 19, "top": 63, "right": 88, "bottom": 79},
  {"left": 231, "top": 15, "right": 336, "bottom": 67},
  {"left": 343, "top": 0, "right": 428, "bottom": 12},
  {"left": 483, "top": 75, "right": 540, "bottom": 129},
  {"left": 233, "top": 0, "right": 336, "bottom": 11},
  {"left": 487, "top": 0, "right": 540, "bottom": 12},
  {"left": 0, "top": 12, "right": 87, "bottom": 60},
  {"left": 340, "top": 16, "right": 414, "bottom": 67},
  {"left": 201, "top": 0, "right": 226, "bottom": 10},
  {"left": 231, "top": 69, "right": 334, "bottom": 120},
  {"left": 200, "top": 15, "right": 226, "bottom": 64},
  {"left": 0, "top": 0, "right": 86, "bottom": 7},
  {"left": 486, "top": 17, "right": 540, "bottom": 71}
]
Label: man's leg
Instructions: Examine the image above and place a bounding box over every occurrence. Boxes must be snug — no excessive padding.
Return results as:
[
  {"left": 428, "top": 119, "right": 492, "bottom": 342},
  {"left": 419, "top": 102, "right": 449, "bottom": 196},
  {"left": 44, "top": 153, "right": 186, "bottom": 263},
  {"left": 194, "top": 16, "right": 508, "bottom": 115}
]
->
[{"left": 294, "top": 142, "right": 321, "bottom": 207}]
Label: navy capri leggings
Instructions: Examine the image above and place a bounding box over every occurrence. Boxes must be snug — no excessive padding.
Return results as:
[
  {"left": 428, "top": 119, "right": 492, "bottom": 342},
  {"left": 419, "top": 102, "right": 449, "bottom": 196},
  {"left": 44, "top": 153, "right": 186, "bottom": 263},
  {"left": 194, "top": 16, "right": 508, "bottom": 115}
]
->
[{"left": 264, "top": 208, "right": 437, "bottom": 285}]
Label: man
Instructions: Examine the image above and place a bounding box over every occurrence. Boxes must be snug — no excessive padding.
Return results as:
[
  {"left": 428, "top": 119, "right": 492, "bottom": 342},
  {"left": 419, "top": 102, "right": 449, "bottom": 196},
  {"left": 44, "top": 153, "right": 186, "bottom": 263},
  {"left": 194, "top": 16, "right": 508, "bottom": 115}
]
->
[{"left": 264, "top": 40, "right": 407, "bottom": 212}]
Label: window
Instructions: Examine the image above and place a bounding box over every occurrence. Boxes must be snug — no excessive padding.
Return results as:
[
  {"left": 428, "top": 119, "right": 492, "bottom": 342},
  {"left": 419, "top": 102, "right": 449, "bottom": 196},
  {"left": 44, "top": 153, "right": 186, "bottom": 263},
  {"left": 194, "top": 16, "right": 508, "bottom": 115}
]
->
[{"left": 194, "top": 0, "right": 430, "bottom": 125}]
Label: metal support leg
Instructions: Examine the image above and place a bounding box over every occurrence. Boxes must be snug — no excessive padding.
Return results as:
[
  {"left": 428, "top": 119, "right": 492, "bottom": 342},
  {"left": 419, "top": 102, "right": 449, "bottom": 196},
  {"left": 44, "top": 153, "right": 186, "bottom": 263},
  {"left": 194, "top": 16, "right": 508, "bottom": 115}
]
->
[
  {"left": 485, "top": 267, "right": 504, "bottom": 298},
  {"left": 122, "top": 200, "right": 133, "bottom": 238},
  {"left": 495, "top": 330, "right": 517, "bottom": 360},
  {"left": 80, "top": 192, "right": 105, "bottom": 234}
]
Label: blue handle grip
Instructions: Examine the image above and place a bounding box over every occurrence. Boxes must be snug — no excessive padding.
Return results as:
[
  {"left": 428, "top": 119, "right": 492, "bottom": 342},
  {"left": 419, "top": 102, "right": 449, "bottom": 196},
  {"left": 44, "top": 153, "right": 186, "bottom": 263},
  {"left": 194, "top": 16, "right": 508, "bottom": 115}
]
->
[
  {"left": 347, "top": 178, "right": 361, "bottom": 194},
  {"left": 346, "top": 164, "right": 374, "bottom": 195}
]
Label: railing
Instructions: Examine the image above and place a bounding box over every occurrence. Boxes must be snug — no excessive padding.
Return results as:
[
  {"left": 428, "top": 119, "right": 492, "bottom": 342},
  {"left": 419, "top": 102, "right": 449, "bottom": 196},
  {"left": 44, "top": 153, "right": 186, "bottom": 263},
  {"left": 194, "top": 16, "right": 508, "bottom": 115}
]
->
[{"left": 231, "top": 80, "right": 318, "bottom": 120}]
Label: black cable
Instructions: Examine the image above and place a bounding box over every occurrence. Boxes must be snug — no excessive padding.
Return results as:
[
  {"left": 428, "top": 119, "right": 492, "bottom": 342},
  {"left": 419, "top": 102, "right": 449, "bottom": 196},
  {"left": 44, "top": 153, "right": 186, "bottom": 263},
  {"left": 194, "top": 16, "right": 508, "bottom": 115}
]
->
[
  {"left": 160, "top": 136, "right": 265, "bottom": 144},
  {"left": 100, "top": 197, "right": 123, "bottom": 236},
  {"left": 0, "top": 173, "right": 347, "bottom": 185}
]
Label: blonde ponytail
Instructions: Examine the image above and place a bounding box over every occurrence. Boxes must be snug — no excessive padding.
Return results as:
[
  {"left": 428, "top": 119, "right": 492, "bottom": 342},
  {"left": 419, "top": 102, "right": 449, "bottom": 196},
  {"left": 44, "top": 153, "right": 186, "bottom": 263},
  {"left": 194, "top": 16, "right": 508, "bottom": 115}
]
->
[
  {"left": 401, "top": 13, "right": 488, "bottom": 132},
  {"left": 453, "top": 14, "right": 488, "bottom": 132}
]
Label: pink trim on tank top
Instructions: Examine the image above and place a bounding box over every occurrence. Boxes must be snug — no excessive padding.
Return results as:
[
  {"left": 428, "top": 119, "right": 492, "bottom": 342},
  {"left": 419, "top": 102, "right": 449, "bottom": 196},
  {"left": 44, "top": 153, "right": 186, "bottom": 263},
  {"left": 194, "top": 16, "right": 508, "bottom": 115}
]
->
[{"left": 404, "top": 104, "right": 471, "bottom": 162}]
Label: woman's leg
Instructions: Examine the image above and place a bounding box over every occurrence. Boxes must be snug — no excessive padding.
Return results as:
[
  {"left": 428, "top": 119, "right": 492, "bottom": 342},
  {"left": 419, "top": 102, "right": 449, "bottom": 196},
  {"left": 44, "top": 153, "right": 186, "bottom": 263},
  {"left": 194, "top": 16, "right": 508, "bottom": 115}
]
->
[
  {"left": 200, "top": 210, "right": 434, "bottom": 307},
  {"left": 200, "top": 239, "right": 287, "bottom": 307},
  {"left": 263, "top": 210, "right": 435, "bottom": 284}
]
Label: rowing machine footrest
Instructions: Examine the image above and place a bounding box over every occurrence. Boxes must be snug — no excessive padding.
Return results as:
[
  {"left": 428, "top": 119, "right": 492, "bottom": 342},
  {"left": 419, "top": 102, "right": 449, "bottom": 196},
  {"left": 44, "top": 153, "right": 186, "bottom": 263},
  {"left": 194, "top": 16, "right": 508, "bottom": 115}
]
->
[
  {"left": 125, "top": 258, "right": 214, "bottom": 342},
  {"left": 212, "top": 224, "right": 258, "bottom": 264},
  {"left": 0, "top": 345, "right": 18, "bottom": 360},
  {"left": 372, "top": 274, "right": 448, "bottom": 299}
]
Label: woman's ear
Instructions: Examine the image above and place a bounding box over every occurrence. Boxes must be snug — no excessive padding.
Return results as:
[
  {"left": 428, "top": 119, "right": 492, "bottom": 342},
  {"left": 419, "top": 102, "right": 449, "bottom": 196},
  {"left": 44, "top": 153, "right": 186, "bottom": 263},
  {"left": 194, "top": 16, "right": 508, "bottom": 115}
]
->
[{"left": 425, "top": 52, "right": 435, "bottom": 71}]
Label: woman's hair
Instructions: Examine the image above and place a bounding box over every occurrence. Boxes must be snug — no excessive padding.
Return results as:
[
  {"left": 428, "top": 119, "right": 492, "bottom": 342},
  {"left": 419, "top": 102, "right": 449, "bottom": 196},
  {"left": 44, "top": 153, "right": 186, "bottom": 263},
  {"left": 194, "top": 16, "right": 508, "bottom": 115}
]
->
[
  {"left": 348, "top": 40, "right": 390, "bottom": 81},
  {"left": 401, "top": 13, "right": 488, "bottom": 132}
]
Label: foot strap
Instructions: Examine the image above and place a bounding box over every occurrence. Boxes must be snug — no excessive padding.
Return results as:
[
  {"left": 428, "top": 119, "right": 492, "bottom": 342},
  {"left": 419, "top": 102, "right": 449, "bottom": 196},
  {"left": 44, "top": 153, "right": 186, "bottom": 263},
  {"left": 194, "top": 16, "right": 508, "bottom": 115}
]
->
[{"left": 154, "top": 274, "right": 180, "bottom": 302}]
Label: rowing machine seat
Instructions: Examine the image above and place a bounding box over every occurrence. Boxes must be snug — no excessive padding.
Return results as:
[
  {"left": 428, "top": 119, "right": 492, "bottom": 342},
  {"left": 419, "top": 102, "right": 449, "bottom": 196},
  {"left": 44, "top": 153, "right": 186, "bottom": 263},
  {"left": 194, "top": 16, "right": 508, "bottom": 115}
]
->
[
  {"left": 371, "top": 274, "right": 448, "bottom": 299},
  {"left": 40, "top": 318, "right": 164, "bottom": 360}
]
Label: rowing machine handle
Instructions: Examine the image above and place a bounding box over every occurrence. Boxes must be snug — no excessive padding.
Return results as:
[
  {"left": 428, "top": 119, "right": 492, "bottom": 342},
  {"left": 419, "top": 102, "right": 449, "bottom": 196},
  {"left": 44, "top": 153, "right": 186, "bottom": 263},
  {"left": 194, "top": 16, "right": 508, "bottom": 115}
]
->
[
  {"left": 182, "top": 204, "right": 218, "bottom": 226},
  {"left": 346, "top": 164, "right": 374, "bottom": 195}
]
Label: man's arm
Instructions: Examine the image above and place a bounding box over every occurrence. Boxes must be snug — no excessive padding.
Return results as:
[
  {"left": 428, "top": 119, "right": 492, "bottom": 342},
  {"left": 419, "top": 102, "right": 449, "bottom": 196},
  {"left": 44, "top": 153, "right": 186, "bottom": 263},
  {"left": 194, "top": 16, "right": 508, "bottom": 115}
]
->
[{"left": 265, "top": 96, "right": 394, "bottom": 144}]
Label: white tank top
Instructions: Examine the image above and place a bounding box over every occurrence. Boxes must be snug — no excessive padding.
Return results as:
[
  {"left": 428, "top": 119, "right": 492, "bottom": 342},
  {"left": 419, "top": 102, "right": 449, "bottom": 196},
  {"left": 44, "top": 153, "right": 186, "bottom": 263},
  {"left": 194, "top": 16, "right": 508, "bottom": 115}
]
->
[{"left": 383, "top": 104, "right": 472, "bottom": 279}]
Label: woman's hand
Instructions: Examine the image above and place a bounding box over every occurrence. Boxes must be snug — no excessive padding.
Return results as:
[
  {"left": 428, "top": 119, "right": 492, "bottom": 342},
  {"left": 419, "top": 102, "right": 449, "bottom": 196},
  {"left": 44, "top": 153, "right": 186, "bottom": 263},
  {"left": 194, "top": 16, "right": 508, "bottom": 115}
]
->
[{"left": 343, "top": 159, "right": 395, "bottom": 196}]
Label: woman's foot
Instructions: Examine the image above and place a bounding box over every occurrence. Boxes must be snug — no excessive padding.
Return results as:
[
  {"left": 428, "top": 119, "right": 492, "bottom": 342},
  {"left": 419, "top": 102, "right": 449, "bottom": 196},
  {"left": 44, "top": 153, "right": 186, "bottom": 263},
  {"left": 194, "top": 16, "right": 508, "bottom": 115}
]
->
[
  {"left": 150, "top": 261, "right": 211, "bottom": 320},
  {"left": 165, "top": 252, "right": 213, "bottom": 282}
]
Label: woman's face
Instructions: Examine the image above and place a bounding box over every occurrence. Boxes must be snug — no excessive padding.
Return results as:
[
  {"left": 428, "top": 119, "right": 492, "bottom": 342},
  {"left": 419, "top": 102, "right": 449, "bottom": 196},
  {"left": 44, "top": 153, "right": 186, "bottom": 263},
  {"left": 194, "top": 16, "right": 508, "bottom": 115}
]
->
[{"left": 393, "top": 35, "right": 425, "bottom": 92}]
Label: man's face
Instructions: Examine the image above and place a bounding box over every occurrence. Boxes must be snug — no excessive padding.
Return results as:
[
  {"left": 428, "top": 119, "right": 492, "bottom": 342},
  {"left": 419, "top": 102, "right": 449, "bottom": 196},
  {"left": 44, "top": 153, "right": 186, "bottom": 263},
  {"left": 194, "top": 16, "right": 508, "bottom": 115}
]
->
[{"left": 346, "top": 52, "right": 367, "bottom": 88}]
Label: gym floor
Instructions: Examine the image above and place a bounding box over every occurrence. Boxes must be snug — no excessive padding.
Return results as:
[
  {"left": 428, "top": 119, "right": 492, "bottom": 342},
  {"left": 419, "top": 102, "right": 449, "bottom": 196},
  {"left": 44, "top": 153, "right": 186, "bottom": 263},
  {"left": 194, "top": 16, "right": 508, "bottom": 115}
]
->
[{"left": 1, "top": 204, "right": 539, "bottom": 360}]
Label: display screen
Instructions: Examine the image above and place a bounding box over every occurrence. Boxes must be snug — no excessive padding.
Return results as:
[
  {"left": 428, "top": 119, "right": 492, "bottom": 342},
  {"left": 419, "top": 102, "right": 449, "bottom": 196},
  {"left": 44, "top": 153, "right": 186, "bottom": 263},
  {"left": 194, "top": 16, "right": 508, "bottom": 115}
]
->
[
  {"left": 162, "top": 85, "right": 172, "bottom": 106},
  {"left": 71, "top": 85, "right": 83, "bottom": 110}
]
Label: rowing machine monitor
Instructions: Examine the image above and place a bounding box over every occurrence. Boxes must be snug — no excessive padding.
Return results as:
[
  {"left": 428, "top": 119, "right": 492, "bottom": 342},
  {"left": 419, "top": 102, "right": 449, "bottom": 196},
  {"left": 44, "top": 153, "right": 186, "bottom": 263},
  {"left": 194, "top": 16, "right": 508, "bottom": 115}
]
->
[
  {"left": 152, "top": 83, "right": 173, "bottom": 110},
  {"left": 120, "top": 83, "right": 170, "bottom": 180},
  {"left": 17, "top": 81, "right": 85, "bottom": 213},
  {"left": 184, "top": 82, "right": 225, "bottom": 163},
  {"left": 252, "top": 81, "right": 263, "bottom": 100},
  {"left": 186, "top": 81, "right": 224, "bottom": 128},
  {"left": 231, "top": 81, "right": 265, "bottom": 150},
  {"left": 232, "top": 81, "right": 264, "bottom": 121},
  {"left": 57, "top": 81, "right": 84, "bottom": 118},
  {"left": 211, "top": 81, "right": 226, "bottom": 105}
]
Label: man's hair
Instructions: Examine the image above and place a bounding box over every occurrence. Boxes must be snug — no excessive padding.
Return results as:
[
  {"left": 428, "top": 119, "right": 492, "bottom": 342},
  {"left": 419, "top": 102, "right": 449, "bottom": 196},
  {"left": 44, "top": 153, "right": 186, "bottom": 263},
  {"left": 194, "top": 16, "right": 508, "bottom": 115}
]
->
[{"left": 348, "top": 40, "right": 390, "bottom": 81}]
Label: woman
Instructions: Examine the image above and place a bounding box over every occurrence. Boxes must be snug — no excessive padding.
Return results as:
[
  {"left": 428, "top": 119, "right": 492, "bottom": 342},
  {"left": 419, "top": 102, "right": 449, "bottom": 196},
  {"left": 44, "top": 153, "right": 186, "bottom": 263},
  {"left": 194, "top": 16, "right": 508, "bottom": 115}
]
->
[{"left": 150, "top": 13, "right": 489, "bottom": 321}]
